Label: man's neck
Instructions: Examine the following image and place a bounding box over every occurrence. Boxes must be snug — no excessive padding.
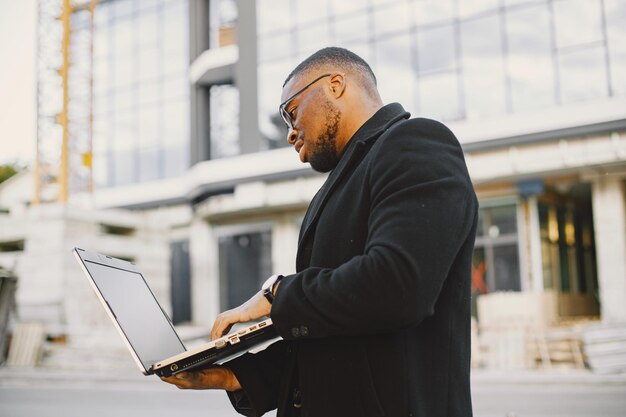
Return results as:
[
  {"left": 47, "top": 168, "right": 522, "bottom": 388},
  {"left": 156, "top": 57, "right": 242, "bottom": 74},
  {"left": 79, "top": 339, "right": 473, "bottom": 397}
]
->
[{"left": 336, "top": 101, "right": 383, "bottom": 155}]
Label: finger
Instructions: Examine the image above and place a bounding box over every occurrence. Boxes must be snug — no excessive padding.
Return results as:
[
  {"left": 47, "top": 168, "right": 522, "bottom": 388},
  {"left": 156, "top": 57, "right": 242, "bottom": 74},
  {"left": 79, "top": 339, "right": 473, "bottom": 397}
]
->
[
  {"left": 211, "top": 312, "right": 236, "bottom": 340},
  {"left": 210, "top": 316, "right": 223, "bottom": 341},
  {"left": 221, "top": 322, "right": 234, "bottom": 338}
]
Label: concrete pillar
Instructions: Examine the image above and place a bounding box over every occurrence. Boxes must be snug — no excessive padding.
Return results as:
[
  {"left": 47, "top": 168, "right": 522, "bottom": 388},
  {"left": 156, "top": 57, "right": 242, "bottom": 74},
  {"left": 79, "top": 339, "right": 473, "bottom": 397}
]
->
[
  {"left": 522, "top": 197, "right": 545, "bottom": 292},
  {"left": 189, "top": 0, "right": 211, "bottom": 164},
  {"left": 591, "top": 177, "right": 626, "bottom": 322},
  {"left": 235, "top": 0, "right": 259, "bottom": 154},
  {"left": 189, "top": 216, "right": 219, "bottom": 325},
  {"left": 271, "top": 214, "right": 299, "bottom": 276}
]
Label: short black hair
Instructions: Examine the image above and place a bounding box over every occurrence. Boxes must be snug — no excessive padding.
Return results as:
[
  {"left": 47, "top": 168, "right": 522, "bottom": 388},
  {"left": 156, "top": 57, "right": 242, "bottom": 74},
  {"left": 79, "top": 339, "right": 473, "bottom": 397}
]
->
[{"left": 283, "top": 47, "right": 377, "bottom": 88}]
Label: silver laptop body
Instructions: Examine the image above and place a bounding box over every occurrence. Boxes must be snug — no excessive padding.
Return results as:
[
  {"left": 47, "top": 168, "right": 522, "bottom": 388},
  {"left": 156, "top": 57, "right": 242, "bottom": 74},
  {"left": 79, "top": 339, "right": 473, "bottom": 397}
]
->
[{"left": 73, "top": 247, "right": 280, "bottom": 377}]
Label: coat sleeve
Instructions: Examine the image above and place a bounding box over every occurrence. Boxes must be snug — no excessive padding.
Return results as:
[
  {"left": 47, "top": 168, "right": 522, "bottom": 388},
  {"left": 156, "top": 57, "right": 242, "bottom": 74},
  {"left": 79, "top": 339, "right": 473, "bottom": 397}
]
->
[
  {"left": 225, "top": 340, "right": 289, "bottom": 417},
  {"left": 271, "top": 119, "right": 477, "bottom": 339}
]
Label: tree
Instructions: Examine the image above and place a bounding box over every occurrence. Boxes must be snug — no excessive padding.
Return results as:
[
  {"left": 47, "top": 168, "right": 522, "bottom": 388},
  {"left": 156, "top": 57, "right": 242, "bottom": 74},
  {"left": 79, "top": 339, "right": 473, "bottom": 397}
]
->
[{"left": 0, "top": 164, "right": 20, "bottom": 185}]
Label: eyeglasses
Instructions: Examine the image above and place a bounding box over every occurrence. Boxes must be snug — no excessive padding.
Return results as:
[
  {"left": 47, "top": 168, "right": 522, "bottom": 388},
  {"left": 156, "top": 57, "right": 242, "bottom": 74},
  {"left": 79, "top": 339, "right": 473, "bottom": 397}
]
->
[{"left": 279, "top": 73, "right": 332, "bottom": 130}]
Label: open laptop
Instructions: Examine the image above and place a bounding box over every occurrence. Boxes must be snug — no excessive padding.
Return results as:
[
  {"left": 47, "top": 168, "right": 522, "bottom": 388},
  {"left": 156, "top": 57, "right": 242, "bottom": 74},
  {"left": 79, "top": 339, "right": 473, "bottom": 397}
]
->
[{"left": 73, "top": 247, "right": 281, "bottom": 378}]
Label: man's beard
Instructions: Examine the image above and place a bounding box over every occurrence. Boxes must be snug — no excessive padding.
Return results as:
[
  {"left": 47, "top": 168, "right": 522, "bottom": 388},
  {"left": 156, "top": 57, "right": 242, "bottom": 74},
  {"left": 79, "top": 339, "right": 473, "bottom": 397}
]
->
[{"left": 308, "top": 100, "right": 341, "bottom": 173}]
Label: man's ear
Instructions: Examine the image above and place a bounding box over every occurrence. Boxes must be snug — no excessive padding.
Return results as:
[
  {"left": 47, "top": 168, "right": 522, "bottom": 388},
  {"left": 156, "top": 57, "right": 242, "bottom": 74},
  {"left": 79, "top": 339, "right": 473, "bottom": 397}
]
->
[{"left": 329, "top": 73, "right": 346, "bottom": 98}]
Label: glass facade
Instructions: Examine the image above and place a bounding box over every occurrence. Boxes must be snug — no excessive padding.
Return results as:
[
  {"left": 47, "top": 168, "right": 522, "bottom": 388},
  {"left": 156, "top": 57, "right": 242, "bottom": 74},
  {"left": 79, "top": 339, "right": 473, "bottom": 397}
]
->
[
  {"left": 537, "top": 188, "right": 597, "bottom": 295},
  {"left": 256, "top": 0, "right": 626, "bottom": 144},
  {"left": 219, "top": 230, "right": 272, "bottom": 310},
  {"left": 91, "top": 0, "right": 190, "bottom": 187},
  {"left": 473, "top": 202, "right": 521, "bottom": 293}
]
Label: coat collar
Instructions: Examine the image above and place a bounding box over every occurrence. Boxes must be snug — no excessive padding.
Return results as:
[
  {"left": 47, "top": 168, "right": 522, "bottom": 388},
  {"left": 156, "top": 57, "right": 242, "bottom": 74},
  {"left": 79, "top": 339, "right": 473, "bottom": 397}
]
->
[
  {"left": 296, "top": 103, "right": 410, "bottom": 268},
  {"left": 345, "top": 102, "right": 411, "bottom": 147}
]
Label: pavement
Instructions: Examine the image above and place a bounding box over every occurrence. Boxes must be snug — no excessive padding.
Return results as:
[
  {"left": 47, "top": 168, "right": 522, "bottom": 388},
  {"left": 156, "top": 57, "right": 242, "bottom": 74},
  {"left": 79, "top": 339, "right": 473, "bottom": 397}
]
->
[{"left": 1, "top": 365, "right": 626, "bottom": 390}]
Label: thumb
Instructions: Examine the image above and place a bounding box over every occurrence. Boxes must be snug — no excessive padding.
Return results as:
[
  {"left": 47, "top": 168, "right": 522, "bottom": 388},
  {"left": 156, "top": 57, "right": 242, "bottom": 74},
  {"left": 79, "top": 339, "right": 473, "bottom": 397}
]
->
[{"left": 175, "top": 372, "right": 191, "bottom": 380}]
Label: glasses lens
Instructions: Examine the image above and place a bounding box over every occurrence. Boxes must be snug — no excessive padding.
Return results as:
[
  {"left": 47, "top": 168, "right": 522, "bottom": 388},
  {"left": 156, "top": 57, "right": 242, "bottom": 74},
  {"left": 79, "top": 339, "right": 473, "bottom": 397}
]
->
[{"left": 279, "top": 105, "right": 293, "bottom": 129}]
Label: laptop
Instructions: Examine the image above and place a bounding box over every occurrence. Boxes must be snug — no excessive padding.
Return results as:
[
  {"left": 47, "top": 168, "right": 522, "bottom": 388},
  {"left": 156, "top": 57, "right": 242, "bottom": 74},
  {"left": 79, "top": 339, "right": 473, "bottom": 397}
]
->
[{"left": 73, "top": 247, "right": 281, "bottom": 378}]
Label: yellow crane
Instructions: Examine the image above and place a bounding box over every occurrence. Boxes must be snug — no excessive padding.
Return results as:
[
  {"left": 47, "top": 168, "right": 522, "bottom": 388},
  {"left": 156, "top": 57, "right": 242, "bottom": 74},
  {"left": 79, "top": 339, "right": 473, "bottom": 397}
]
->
[{"left": 34, "top": 0, "right": 98, "bottom": 204}]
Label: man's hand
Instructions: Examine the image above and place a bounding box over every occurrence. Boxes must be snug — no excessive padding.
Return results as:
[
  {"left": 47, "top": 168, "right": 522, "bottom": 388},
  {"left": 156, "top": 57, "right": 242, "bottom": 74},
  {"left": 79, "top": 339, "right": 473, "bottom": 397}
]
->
[
  {"left": 160, "top": 366, "right": 241, "bottom": 391},
  {"left": 211, "top": 290, "right": 271, "bottom": 340}
]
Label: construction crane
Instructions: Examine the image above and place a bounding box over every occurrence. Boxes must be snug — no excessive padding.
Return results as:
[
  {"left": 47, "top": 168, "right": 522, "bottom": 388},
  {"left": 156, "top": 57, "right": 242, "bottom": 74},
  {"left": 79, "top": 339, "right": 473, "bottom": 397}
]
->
[{"left": 34, "top": 0, "right": 98, "bottom": 204}]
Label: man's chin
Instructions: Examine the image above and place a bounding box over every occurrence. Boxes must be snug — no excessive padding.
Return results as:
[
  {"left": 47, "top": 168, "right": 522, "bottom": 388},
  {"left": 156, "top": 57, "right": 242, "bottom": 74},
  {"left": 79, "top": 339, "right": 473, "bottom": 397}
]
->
[{"left": 309, "top": 159, "right": 336, "bottom": 173}]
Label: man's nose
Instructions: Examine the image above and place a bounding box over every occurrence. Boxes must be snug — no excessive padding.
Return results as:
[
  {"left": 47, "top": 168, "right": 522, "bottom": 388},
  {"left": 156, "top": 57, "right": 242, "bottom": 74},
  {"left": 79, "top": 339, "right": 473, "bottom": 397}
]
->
[{"left": 287, "top": 129, "right": 299, "bottom": 145}]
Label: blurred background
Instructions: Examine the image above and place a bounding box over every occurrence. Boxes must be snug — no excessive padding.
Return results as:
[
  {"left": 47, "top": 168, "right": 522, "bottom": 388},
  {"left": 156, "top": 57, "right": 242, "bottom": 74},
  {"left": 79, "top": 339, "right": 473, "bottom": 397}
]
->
[{"left": 0, "top": 0, "right": 626, "bottom": 416}]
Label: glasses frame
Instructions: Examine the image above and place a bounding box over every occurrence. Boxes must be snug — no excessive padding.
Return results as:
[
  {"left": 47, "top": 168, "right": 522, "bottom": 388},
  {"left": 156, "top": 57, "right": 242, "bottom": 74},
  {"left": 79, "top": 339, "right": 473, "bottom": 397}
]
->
[{"left": 279, "top": 73, "right": 333, "bottom": 130}]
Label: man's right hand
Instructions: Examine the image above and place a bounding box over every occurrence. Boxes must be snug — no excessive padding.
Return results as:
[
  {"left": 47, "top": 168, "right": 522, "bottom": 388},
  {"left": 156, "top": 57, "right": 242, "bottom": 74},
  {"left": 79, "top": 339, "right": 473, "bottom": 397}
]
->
[{"left": 160, "top": 366, "right": 241, "bottom": 391}]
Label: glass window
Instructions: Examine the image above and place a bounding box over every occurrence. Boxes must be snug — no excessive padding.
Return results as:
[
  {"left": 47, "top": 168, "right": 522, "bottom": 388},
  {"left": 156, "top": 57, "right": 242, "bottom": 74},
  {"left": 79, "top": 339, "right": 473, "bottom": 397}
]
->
[
  {"left": 164, "top": 145, "right": 188, "bottom": 178},
  {"left": 373, "top": 1, "right": 411, "bottom": 36},
  {"left": 138, "top": 105, "right": 160, "bottom": 147},
  {"left": 473, "top": 203, "right": 522, "bottom": 293},
  {"left": 113, "top": 17, "right": 134, "bottom": 56},
  {"left": 558, "top": 46, "right": 607, "bottom": 102},
  {"left": 94, "top": 56, "right": 111, "bottom": 95},
  {"left": 605, "top": 0, "right": 626, "bottom": 96},
  {"left": 258, "top": 60, "right": 292, "bottom": 144},
  {"left": 113, "top": 114, "right": 136, "bottom": 152},
  {"left": 375, "top": 34, "right": 415, "bottom": 113},
  {"left": 330, "top": 1, "right": 368, "bottom": 16},
  {"left": 413, "top": 0, "right": 457, "bottom": 25},
  {"left": 138, "top": 46, "right": 161, "bottom": 82},
  {"left": 219, "top": 231, "right": 272, "bottom": 310},
  {"left": 162, "top": 47, "right": 189, "bottom": 76},
  {"left": 93, "top": 153, "right": 108, "bottom": 187},
  {"left": 112, "top": 0, "right": 134, "bottom": 18},
  {"left": 211, "top": 85, "right": 240, "bottom": 159},
  {"left": 112, "top": 148, "right": 135, "bottom": 186},
  {"left": 257, "top": 0, "right": 293, "bottom": 35},
  {"left": 93, "top": 117, "right": 110, "bottom": 154},
  {"left": 94, "top": 2, "right": 110, "bottom": 27},
  {"left": 258, "top": 33, "right": 293, "bottom": 63},
  {"left": 114, "top": 52, "right": 134, "bottom": 88},
  {"left": 333, "top": 11, "right": 369, "bottom": 44},
  {"left": 138, "top": 9, "right": 159, "bottom": 47},
  {"left": 138, "top": 81, "right": 159, "bottom": 106},
  {"left": 113, "top": 87, "right": 134, "bottom": 112},
  {"left": 458, "top": 0, "right": 499, "bottom": 18},
  {"left": 417, "top": 24, "right": 456, "bottom": 73},
  {"left": 490, "top": 205, "right": 517, "bottom": 235},
  {"left": 461, "top": 13, "right": 507, "bottom": 118},
  {"left": 506, "top": 4, "right": 555, "bottom": 111},
  {"left": 418, "top": 71, "right": 463, "bottom": 122},
  {"left": 295, "top": 0, "right": 329, "bottom": 24},
  {"left": 504, "top": 0, "right": 547, "bottom": 5},
  {"left": 471, "top": 247, "right": 488, "bottom": 297},
  {"left": 136, "top": 0, "right": 162, "bottom": 13},
  {"left": 163, "top": 74, "right": 188, "bottom": 100},
  {"left": 139, "top": 148, "right": 161, "bottom": 182},
  {"left": 492, "top": 244, "right": 521, "bottom": 291},
  {"left": 554, "top": 0, "right": 603, "bottom": 49},
  {"left": 94, "top": 27, "right": 110, "bottom": 60},
  {"left": 163, "top": 100, "right": 190, "bottom": 145},
  {"left": 163, "top": 1, "right": 187, "bottom": 54},
  {"left": 297, "top": 22, "right": 330, "bottom": 58}
]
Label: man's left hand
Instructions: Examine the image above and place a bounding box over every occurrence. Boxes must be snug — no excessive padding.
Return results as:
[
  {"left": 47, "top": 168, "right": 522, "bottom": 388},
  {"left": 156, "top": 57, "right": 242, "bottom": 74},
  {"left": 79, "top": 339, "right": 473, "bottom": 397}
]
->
[
  {"left": 210, "top": 290, "right": 271, "bottom": 340},
  {"left": 160, "top": 366, "right": 241, "bottom": 391}
]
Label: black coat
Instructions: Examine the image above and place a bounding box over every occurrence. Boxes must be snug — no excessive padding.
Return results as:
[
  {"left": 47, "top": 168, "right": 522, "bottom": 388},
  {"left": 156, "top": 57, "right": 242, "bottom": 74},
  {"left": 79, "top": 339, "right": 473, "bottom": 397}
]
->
[{"left": 227, "top": 103, "right": 478, "bottom": 417}]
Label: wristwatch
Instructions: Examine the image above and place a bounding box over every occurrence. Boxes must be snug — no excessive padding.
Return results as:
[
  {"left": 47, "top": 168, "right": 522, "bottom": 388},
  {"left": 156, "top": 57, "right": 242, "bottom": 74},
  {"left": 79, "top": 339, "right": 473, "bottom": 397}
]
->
[{"left": 262, "top": 274, "right": 284, "bottom": 304}]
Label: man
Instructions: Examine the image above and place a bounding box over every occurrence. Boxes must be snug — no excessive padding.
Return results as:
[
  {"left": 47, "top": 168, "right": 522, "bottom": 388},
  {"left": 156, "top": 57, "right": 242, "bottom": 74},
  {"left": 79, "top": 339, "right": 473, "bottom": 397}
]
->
[{"left": 162, "top": 47, "right": 478, "bottom": 417}]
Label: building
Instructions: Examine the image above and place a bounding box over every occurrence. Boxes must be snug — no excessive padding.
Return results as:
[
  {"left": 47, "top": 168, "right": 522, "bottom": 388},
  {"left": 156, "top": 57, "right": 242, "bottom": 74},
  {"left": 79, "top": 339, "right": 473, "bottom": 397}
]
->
[{"left": 1, "top": 0, "right": 625, "bottom": 369}]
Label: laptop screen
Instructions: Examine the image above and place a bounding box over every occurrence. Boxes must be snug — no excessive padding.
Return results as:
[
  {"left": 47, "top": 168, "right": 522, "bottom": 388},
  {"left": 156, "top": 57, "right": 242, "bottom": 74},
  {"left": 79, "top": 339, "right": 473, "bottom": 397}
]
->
[{"left": 84, "top": 260, "right": 186, "bottom": 370}]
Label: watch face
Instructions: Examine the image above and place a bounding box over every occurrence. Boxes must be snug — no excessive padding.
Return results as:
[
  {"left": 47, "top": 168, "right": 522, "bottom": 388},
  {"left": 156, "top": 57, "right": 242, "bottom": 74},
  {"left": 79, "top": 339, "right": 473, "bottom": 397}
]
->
[{"left": 262, "top": 275, "right": 278, "bottom": 291}]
